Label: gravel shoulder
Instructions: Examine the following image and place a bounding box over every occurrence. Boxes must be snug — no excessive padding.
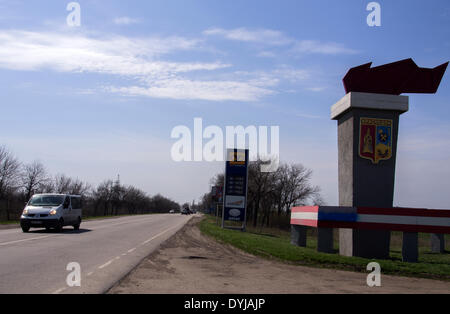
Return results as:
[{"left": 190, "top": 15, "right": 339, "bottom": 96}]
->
[{"left": 109, "top": 217, "right": 450, "bottom": 294}]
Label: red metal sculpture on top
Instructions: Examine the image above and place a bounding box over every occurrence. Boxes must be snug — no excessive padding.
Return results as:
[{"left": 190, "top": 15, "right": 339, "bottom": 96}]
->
[{"left": 343, "top": 58, "right": 448, "bottom": 95}]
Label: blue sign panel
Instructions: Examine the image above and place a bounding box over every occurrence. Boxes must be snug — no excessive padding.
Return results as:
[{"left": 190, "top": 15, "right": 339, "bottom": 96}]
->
[{"left": 223, "top": 149, "right": 249, "bottom": 222}]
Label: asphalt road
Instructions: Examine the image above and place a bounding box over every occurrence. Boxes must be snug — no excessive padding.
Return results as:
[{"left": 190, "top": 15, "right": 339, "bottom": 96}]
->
[{"left": 0, "top": 214, "right": 192, "bottom": 294}]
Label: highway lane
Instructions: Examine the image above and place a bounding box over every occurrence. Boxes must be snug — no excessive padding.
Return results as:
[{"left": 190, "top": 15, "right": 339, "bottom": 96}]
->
[{"left": 0, "top": 214, "right": 193, "bottom": 294}]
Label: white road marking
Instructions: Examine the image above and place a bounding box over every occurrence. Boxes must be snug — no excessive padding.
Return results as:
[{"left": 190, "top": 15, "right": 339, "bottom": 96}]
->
[
  {"left": 52, "top": 287, "right": 66, "bottom": 294},
  {"left": 87, "top": 272, "right": 94, "bottom": 276},
  {"left": 98, "top": 260, "right": 113, "bottom": 269},
  {"left": 96, "top": 217, "right": 189, "bottom": 273},
  {"left": 0, "top": 235, "right": 53, "bottom": 247},
  {"left": 141, "top": 220, "right": 187, "bottom": 245}
]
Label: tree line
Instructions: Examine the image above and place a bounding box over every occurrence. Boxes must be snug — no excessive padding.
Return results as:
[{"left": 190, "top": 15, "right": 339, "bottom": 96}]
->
[
  {"left": 198, "top": 160, "right": 323, "bottom": 229},
  {"left": 0, "top": 146, "right": 180, "bottom": 221}
]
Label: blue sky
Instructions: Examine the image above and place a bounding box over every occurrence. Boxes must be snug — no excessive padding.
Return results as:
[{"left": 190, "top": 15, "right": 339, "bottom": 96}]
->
[{"left": 0, "top": 0, "right": 449, "bottom": 207}]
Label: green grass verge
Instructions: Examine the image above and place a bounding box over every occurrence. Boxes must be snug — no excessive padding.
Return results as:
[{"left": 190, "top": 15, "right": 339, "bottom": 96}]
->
[
  {"left": 0, "top": 220, "right": 20, "bottom": 225},
  {"left": 199, "top": 215, "right": 450, "bottom": 281}
]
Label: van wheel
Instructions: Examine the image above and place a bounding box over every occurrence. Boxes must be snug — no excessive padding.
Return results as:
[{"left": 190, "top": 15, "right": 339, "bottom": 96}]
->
[
  {"left": 21, "top": 225, "right": 30, "bottom": 233},
  {"left": 55, "top": 219, "right": 64, "bottom": 232},
  {"left": 73, "top": 217, "right": 81, "bottom": 230}
]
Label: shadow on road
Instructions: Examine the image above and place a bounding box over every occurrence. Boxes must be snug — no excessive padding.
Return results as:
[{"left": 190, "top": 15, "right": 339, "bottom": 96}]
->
[{"left": 29, "top": 228, "right": 92, "bottom": 235}]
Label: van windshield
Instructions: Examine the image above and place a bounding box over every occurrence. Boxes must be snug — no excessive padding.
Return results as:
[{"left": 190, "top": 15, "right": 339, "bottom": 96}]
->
[{"left": 28, "top": 195, "right": 65, "bottom": 207}]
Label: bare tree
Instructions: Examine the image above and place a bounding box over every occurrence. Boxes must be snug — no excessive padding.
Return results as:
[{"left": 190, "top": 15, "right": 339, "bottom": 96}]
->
[
  {"left": 0, "top": 146, "right": 21, "bottom": 197},
  {"left": 21, "top": 160, "right": 49, "bottom": 200},
  {"left": 0, "top": 146, "right": 21, "bottom": 220},
  {"left": 283, "top": 164, "right": 320, "bottom": 212},
  {"left": 247, "top": 160, "right": 278, "bottom": 227},
  {"left": 53, "top": 174, "right": 73, "bottom": 194},
  {"left": 209, "top": 173, "right": 224, "bottom": 187},
  {"left": 311, "top": 193, "right": 326, "bottom": 206},
  {"left": 68, "top": 178, "right": 91, "bottom": 196},
  {"left": 122, "top": 186, "right": 146, "bottom": 215},
  {"left": 92, "top": 180, "right": 114, "bottom": 216}
]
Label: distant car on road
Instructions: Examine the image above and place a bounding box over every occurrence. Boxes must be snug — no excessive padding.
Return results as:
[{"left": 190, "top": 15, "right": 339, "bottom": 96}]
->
[
  {"left": 169, "top": 209, "right": 176, "bottom": 214},
  {"left": 181, "top": 208, "right": 190, "bottom": 215},
  {"left": 20, "top": 194, "right": 82, "bottom": 233}
]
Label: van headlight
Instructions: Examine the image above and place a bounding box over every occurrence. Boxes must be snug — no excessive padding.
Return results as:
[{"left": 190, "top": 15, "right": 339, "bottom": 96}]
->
[
  {"left": 22, "top": 209, "right": 28, "bottom": 215},
  {"left": 49, "top": 209, "right": 58, "bottom": 215}
]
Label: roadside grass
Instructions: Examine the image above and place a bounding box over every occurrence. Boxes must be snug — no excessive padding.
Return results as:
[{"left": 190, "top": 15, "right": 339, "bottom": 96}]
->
[
  {"left": 199, "top": 215, "right": 450, "bottom": 281},
  {"left": 0, "top": 220, "right": 20, "bottom": 225}
]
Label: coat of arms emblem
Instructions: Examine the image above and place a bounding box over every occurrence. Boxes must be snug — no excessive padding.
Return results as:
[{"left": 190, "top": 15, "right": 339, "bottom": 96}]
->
[{"left": 359, "top": 118, "right": 393, "bottom": 164}]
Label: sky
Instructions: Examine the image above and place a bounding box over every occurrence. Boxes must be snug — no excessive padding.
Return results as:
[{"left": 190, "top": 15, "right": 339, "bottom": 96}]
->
[{"left": 0, "top": 0, "right": 449, "bottom": 208}]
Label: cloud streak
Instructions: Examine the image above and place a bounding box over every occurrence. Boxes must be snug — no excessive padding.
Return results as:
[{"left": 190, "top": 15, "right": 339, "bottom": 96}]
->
[
  {"left": 0, "top": 29, "right": 277, "bottom": 101},
  {"left": 203, "top": 27, "right": 358, "bottom": 55},
  {"left": 203, "top": 27, "right": 292, "bottom": 46},
  {"left": 0, "top": 30, "right": 220, "bottom": 75},
  {"left": 0, "top": 27, "right": 342, "bottom": 101},
  {"left": 292, "top": 40, "right": 358, "bottom": 55},
  {"left": 113, "top": 17, "right": 141, "bottom": 25},
  {"left": 108, "top": 79, "right": 275, "bottom": 102}
]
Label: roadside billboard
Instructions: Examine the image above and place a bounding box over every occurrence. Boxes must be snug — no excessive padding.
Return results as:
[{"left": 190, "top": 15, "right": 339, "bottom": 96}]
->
[{"left": 222, "top": 149, "right": 249, "bottom": 228}]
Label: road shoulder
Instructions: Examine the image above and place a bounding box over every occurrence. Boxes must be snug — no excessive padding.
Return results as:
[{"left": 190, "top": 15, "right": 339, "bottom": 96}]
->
[{"left": 108, "top": 217, "right": 450, "bottom": 294}]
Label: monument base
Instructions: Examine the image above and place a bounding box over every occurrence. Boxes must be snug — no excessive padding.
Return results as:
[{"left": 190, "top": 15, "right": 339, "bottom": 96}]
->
[
  {"left": 431, "top": 233, "right": 445, "bottom": 253},
  {"left": 317, "top": 228, "right": 334, "bottom": 253},
  {"left": 291, "top": 225, "right": 307, "bottom": 247},
  {"left": 402, "top": 232, "right": 418, "bottom": 263},
  {"left": 339, "top": 228, "right": 391, "bottom": 259}
]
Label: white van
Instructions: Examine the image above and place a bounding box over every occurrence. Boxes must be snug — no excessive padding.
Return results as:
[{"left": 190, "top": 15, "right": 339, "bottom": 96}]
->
[{"left": 20, "top": 194, "right": 82, "bottom": 233}]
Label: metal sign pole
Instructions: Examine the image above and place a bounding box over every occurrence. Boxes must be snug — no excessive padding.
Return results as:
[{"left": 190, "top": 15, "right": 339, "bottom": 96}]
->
[
  {"left": 222, "top": 152, "right": 228, "bottom": 229},
  {"left": 242, "top": 159, "right": 249, "bottom": 232},
  {"left": 217, "top": 204, "right": 220, "bottom": 226}
]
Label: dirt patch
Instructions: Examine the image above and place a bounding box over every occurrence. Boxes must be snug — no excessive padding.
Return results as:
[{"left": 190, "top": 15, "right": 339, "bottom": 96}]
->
[{"left": 108, "top": 217, "right": 450, "bottom": 294}]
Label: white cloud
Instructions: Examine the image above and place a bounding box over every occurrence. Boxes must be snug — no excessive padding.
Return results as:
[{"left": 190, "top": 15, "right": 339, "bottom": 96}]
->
[
  {"left": 203, "top": 27, "right": 292, "bottom": 46},
  {"left": 0, "top": 28, "right": 347, "bottom": 102},
  {"left": 0, "top": 29, "right": 277, "bottom": 101},
  {"left": 272, "top": 67, "right": 310, "bottom": 83},
  {"left": 257, "top": 51, "right": 276, "bottom": 58},
  {"left": 292, "top": 40, "right": 358, "bottom": 55},
  {"left": 306, "top": 87, "right": 326, "bottom": 92},
  {"left": 0, "top": 30, "right": 219, "bottom": 75},
  {"left": 108, "top": 79, "right": 275, "bottom": 102},
  {"left": 203, "top": 27, "right": 358, "bottom": 56},
  {"left": 113, "top": 17, "right": 140, "bottom": 25}
]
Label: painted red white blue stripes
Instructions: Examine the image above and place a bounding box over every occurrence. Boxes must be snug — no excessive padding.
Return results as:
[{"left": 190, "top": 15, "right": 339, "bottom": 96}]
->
[{"left": 291, "top": 206, "right": 450, "bottom": 234}]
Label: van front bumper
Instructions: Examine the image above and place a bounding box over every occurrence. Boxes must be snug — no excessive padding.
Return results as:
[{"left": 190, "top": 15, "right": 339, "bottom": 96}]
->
[{"left": 20, "top": 218, "right": 60, "bottom": 228}]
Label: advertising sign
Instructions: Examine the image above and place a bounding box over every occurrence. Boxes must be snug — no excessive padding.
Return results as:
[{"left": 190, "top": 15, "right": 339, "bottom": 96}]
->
[{"left": 223, "top": 149, "right": 249, "bottom": 225}]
